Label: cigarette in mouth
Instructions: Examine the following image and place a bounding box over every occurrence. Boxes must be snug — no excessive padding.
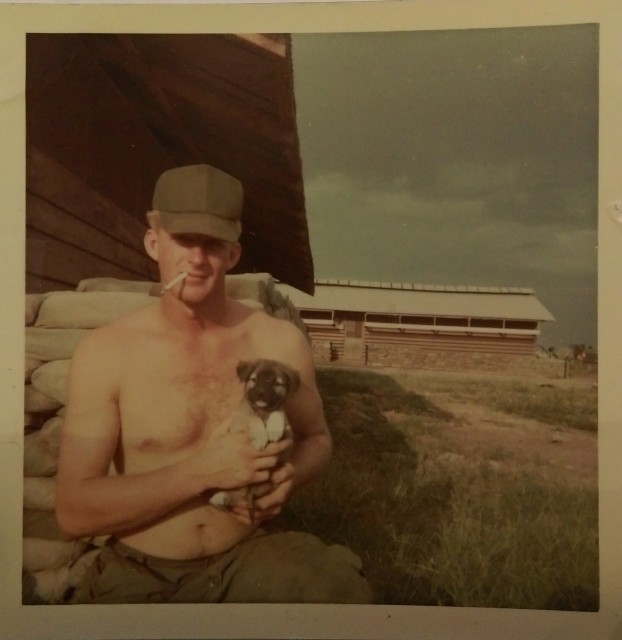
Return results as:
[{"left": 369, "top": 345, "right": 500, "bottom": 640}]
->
[{"left": 160, "top": 271, "right": 188, "bottom": 294}]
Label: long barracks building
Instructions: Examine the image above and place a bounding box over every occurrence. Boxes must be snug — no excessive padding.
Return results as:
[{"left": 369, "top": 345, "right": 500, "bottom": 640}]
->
[{"left": 276, "top": 279, "right": 560, "bottom": 377}]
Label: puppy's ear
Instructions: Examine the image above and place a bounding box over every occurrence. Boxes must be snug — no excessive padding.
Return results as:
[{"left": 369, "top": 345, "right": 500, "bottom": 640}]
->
[{"left": 236, "top": 360, "right": 255, "bottom": 382}]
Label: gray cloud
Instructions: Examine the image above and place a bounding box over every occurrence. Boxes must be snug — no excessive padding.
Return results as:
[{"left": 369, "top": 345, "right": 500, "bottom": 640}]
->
[
  {"left": 303, "top": 171, "right": 597, "bottom": 347},
  {"left": 292, "top": 25, "right": 598, "bottom": 347},
  {"left": 293, "top": 25, "right": 597, "bottom": 192}
]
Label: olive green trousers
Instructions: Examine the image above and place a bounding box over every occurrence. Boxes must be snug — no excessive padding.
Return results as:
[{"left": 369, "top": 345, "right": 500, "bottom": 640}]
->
[{"left": 70, "top": 529, "right": 373, "bottom": 604}]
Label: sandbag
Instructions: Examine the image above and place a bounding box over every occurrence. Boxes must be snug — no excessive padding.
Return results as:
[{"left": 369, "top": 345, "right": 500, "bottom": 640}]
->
[
  {"left": 269, "top": 287, "right": 286, "bottom": 311},
  {"left": 238, "top": 298, "right": 266, "bottom": 312},
  {"left": 23, "top": 509, "right": 66, "bottom": 540},
  {"left": 23, "top": 547, "right": 102, "bottom": 604},
  {"left": 25, "top": 356, "right": 44, "bottom": 382},
  {"left": 35, "top": 291, "right": 156, "bottom": 329},
  {"left": 31, "top": 359, "right": 71, "bottom": 405},
  {"left": 24, "top": 384, "right": 62, "bottom": 414},
  {"left": 23, "top": 476, "right": 56, "bottom": 510},
  {"left": 23, "top": 566, "right": 70, "bottom": 604},
  {"left": 25, "top": 293, "right": 48, "bottom": 326},
  {"left": 24, "top": 431, "right": 58, "bottom": 477},
  {"left": 39, "top": 416, "right": 63, "bottom": 457},
  {"left": 273, "top": 306, "right": 292, "bottom": 321},
  {"left": 22, "top": 537, "right": 85, "bottom": 572},
  {"left": 26, "top": 327, "right": 89, "bottom": 361},
  {"left": 225, "top": 273, "right": 273, "bottom": 308},
  {"left": 76, "top": 277, "right": 158, "bottom": 295}
]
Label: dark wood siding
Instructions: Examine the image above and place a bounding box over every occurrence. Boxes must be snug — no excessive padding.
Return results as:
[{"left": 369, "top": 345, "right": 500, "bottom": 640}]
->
[
  {"left": 301, "top": 313, "right": 538, "bottom": 358},
  {"left": 26, "top": 33, "right": 312, "bottom": 294},
  {"left": 364, "top": 329, "right": 536, "bottom": 356},
  {"left": 26, "top": 149, "right": 158, "bottom": 292},
  {"left": 307, "top": 325, "right": 345, "bottom": 359}
]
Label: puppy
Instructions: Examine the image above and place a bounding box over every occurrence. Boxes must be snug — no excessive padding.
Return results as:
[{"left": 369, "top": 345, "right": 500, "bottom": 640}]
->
[{"left": 209, "top": 359, "right": 300, "bottom": 514}]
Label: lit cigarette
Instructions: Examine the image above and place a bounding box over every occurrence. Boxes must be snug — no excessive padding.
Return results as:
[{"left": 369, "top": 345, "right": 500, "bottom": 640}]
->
[{"left": 160, "top": 271, "right": 188, "bottom": 294}]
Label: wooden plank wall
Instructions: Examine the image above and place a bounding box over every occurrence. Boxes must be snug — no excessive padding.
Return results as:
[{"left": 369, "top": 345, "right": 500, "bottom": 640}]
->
[
  {"left": 306, "top": 325, "right": 345, "bottom": 358},
  {"left": 26, "top": 35, "right": 179, "bottom": 292},
  {"left": 364, "top": 330, "right": 536, "bottom": 356},
  {"left": 302, "top": 322, "right": 536, "bottom": 359},
  {"left": 27, "top": 150, "right": 158, "bottom": 292},
  {"left": 124, "top": 34, "right": 311, "bottom": 289},
  {"left": 26, "top": 34, "right": 313, "bottom": 294},
  {"left": 26, "top": 35, "right": 180, "bottom": 228}
]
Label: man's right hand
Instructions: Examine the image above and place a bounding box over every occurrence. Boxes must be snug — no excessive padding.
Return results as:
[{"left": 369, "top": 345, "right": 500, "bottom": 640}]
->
[{"left": 197, "top": 424, "right": 292, "bottom": 492}]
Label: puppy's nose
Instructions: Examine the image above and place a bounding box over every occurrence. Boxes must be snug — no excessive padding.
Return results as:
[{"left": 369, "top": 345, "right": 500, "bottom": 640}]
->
[{"left": 259, "top": 371, "right": 276, "bottom": 384}]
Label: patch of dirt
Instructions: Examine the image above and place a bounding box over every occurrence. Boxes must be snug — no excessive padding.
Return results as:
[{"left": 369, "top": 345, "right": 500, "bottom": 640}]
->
[{"left": 385, "top": 383, "right": 597, "bottom": 488}]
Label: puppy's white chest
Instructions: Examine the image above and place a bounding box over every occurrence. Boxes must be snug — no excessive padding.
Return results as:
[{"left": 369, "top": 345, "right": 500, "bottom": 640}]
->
[
  {"left": 244, "top": 410, "right": 286, "bottom": 450},
  {"left": 265, "top": 411, "right": 287, "bottom": 442}
]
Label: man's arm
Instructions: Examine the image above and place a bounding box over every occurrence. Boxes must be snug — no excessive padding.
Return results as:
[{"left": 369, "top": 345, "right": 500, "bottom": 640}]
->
[
  {"left": 55, "top": 330, "right": 286, "bottom": 539},
  {"left": 242, "top": 321, "right": 332, "bottom": 522}
]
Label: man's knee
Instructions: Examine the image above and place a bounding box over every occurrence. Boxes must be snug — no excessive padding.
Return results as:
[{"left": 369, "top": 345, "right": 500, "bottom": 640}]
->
[
  {"left": 322, "top": 542, "right": 374, "bottom": 604},
  {"left": 227, "top": 531, "right": 374, "bottom": 604}
]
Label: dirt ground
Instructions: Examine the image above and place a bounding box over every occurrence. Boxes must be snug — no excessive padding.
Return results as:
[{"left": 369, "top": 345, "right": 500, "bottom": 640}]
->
[{"left": 383, "top": 369, "right": 598, "bottom": 488}]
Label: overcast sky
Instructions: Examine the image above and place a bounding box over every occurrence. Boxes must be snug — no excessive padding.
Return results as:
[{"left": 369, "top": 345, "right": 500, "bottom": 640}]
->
[{"left": 291, "top": 25, "right": 598, "bottom": 349}]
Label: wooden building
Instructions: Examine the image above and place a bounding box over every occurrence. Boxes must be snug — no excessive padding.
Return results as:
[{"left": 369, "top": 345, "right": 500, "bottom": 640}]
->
[
  {"left": 26, "top": 33, "right": 313, "bottom": 295},
  {"left": 276, "top": 279, "right": 556, "bottom": 373}
]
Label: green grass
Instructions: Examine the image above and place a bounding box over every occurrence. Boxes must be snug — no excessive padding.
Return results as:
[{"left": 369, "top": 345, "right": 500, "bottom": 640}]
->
[
  {"left": 394, "top": 371, "right": 598, "bottom": 432},
  {"left": 282, "top": 367, "right": 599, "bottom": 610},
  {"left": 416, "top": 464, "right": 599, "bottom": 610},
  {"left": 493, "top": 385, "right": 597, "bottom": 432}
]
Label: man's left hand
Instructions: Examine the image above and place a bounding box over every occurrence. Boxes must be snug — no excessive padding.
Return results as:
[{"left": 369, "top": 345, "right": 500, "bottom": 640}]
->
[{"left": 230, "top": 462, "right": 295, "bottom": 525}]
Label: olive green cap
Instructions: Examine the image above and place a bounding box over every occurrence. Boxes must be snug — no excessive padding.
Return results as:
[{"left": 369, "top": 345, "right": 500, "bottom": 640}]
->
[{"left": 152, "top": 164, "right": 243, "bottom": 241}]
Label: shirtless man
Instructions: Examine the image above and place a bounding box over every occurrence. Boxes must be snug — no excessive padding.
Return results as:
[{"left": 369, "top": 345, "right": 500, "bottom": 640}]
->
[{"left": 55, "top": 164, "right": 372, "bottom": 604}]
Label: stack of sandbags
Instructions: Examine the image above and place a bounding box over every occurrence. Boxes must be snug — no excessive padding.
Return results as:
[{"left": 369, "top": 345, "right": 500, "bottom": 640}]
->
[
  {"left": 24, "top": 292, "right": 75, "bottom": 605},
  {"left": 22, "top": 274, "right": 304, "bottom": 604},
  {"left": 23, "top": 289, "right": 158, "bottom": 603},
  {"left": 224, "top": 273, "right": 308, "bottom": 336},
  {"left": 76, "top": 272, "right": 308, "bottom": 335}
]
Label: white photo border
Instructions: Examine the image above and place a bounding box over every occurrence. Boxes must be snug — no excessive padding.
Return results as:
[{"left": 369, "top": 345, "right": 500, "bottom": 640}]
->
[{"left": 1, "top": 1, "right": 621, "bottom": 638}]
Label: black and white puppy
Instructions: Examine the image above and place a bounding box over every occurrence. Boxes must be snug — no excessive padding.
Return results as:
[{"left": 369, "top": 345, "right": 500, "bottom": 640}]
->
[{"left": 209, "top": 359, "right": 300, "bottom": 511}]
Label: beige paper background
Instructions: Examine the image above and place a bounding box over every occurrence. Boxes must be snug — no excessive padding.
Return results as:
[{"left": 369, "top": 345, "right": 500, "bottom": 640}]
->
[{"left": 1, "top": 1, "right": 620, "bottom": 638}]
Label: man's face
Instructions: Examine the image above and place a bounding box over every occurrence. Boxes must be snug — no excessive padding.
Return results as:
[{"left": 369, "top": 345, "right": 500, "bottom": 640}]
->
[{"left": 145, "top": 228, "right": 241, "bottom": 304}]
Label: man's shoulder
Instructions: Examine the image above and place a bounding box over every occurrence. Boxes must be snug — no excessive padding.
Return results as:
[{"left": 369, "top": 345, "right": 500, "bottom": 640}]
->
[
  {"left": 76, "top": 305, "right": 159, "bottom": 356},
  {"left": 246, "top": 307, "right": 303, "bottom": 339},
  {"left": 243, "top": 308, "right": 310, "bottom": 365},
  {"left": 105, "top": 303, "right": 155, "bottom": 330}
]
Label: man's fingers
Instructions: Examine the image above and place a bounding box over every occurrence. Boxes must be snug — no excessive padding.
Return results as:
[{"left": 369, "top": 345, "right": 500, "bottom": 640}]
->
[
  {"left": 270, "top": 462, "right": 294, "bottom": 484},
  {"left": 254, "top": 496, "right": 282, "bottom": 515},
  {"left": 253, "top": 469, "right": 271, "bottom": 483},
  {"left": 230, "top": 508, "right": 253, "bottom": 525},
  {"left": 252, "top": 481, "right": 274, "bottom": 499},
  {"left": 261, "top": 438, "right": 292, "bottom": 456},
  {"left": 254, "top": 455, "right": 280, "bottom": 470}
]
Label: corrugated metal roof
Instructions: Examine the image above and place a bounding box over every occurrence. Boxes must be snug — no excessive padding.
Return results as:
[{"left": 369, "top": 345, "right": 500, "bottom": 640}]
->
[{"left": 276, "top": 280, "right": 555, "bottom": 322}]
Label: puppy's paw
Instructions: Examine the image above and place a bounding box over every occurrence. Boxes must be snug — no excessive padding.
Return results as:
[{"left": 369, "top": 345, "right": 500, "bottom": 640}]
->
[
  {"left": 248, "top": 415, "right": 269, "bottom": 450},
  {"left": 210, "top": 491, "right": 231, "bottom": 508},
  {"left": 265, "top": 411, "right": 286, "bottom": 442}
]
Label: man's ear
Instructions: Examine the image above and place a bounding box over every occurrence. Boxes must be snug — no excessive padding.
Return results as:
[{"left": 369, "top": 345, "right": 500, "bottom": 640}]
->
[
  {"left": 226, "top": 242, "right": 242, "bottom": 271},
  {"left": 144, "top": 228, "right": 159, "bottom": 262}
]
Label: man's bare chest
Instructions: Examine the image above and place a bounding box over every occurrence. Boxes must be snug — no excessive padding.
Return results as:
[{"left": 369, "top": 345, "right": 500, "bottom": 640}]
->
[{"left": 117, "top": 337, "right": 246, "bottom": 455}]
